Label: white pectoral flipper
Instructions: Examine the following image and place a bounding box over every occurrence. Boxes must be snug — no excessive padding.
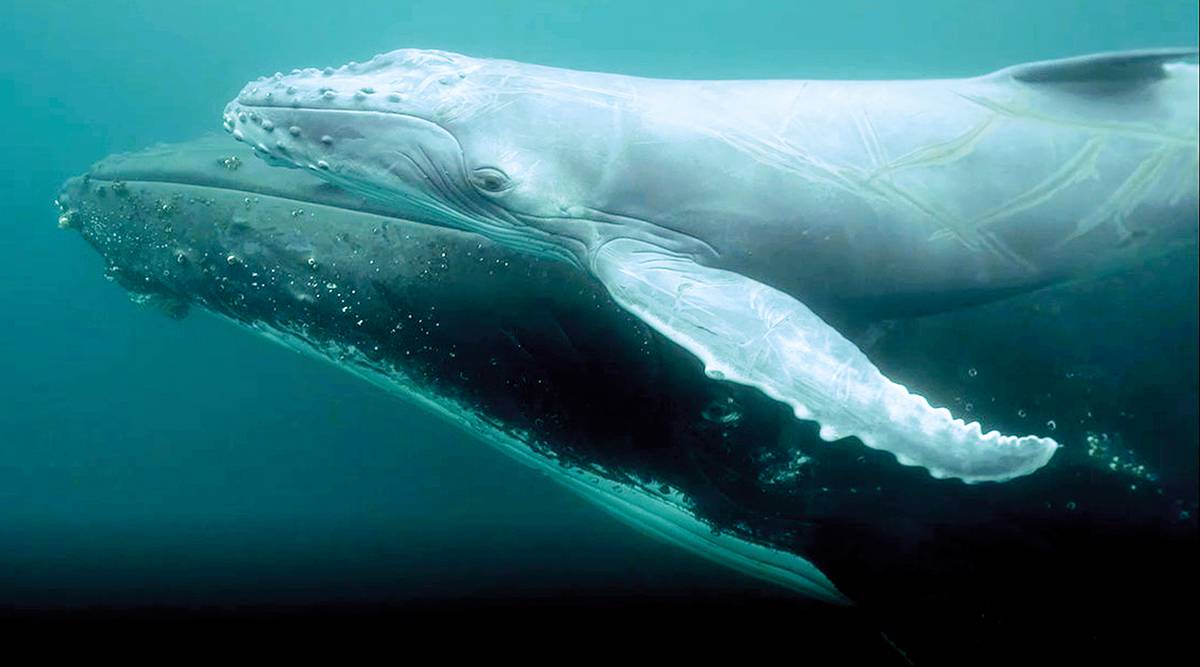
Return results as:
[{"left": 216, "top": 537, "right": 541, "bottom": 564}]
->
[{"left": 592, "top": 239, "right": 1059, "bottom": 484}]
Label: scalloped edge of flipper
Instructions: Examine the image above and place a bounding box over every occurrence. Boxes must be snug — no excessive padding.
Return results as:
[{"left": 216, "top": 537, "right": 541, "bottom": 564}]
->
[{"left": 592, "top": 239, "right": 1060, "bottom": 484}]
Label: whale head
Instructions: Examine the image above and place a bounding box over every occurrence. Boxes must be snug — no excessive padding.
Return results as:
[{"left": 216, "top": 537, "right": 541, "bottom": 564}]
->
[
  {"left": 224, "top": 49, "right": 625, "bottom": 266},
  {"left": 223, "top": 49, "right": 722, "bottom": 268}
]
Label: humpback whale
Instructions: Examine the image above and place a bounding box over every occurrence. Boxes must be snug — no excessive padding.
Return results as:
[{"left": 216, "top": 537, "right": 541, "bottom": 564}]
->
[
  {"left": 223, "top": 48, "right": 1199, "bottom": 484},
  {"left": 57, "top": 137, "right": 1197, "bottom": 640},
  {"left": 56, "top": 136, "right": 851, "bottom": 604}
]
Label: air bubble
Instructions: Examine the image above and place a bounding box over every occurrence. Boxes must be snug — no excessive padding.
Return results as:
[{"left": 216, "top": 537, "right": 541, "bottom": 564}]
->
[{"left": 701, "top": 397, "right": 742, "bottom": 425}]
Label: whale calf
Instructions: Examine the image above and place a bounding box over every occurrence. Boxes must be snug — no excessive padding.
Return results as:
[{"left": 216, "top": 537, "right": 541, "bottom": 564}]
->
[
  {"left": 55, "top": 136, "right": 851, "bottom": 604},
  {"left": 223, "top": 48, "right": 1199, "bottom": 484}
]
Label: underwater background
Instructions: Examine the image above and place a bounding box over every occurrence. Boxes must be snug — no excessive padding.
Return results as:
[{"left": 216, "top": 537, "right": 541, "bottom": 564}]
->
[{"left": 1, "top": 0, "right": 1197, "bottom": 661}]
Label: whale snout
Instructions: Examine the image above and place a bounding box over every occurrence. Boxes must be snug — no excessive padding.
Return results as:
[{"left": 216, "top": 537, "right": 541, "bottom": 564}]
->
[
  {"left": 222, "top": 99, "right": 322, "bottom": 171},
  {"left": 223, "top": 48, "right": 478, "bottom": 191},
  {"left": 227, "top": 48, "right": 472, "bottom": 122},
  {"left": 54, "top": 176, "right": 87, "bottom": 231}
]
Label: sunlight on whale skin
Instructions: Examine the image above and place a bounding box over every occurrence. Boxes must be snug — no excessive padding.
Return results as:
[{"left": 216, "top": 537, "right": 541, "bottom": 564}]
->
[{"left": 224, "top": 47, "right": 1197, "bottom": 483}]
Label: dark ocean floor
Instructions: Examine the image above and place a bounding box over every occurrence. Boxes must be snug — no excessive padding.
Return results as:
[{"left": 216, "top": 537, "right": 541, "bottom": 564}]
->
[{"left": 4, "top": 587, "right": 1194, "bottom": 665}]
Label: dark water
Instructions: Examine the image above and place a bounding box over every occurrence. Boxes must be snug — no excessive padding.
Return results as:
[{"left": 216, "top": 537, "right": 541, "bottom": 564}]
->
[{"left": 1, "top": 1, "right": 1197, "bottom": 661}]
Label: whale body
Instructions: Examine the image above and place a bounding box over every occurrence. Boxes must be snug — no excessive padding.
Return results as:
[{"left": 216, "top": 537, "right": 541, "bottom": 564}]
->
[
  {"left": 224, "top": 48, "right": 1198, "bottom": 484},
  {"left": 56, "top": 136, "right": 1198, "bottom": 625}
]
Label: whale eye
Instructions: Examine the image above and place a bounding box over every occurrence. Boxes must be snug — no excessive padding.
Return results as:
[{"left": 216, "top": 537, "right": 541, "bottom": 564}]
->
[{"left": 469, "top": 167, "right": 512, "bottom": 194}]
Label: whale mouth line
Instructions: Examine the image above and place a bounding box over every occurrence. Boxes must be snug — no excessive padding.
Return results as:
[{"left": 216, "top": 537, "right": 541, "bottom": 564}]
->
[
  {"left": 230, "top": 102, "right": 433, "bottom": 122},
  {"left": 62, "top": 157, "right": 467, "bottom": 234}
]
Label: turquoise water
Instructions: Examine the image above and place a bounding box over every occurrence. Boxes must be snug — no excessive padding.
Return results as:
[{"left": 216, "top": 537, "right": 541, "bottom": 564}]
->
[{"left": 1, "top": 0, "right": 1197, "bottom": 659}]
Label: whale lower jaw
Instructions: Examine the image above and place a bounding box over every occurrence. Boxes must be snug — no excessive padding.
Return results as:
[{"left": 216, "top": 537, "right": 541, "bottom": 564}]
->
[{"left": 226, "top": 312, "right": 851, "bottom": 606}]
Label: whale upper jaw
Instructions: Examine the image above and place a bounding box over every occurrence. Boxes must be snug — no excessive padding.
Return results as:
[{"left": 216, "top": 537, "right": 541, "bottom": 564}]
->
[
  {"left": 224, "top": 47, "right": 478, "bottom": 131},
  {"left": 222, "top": 50, "right": 482, "bottom": 210}
]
